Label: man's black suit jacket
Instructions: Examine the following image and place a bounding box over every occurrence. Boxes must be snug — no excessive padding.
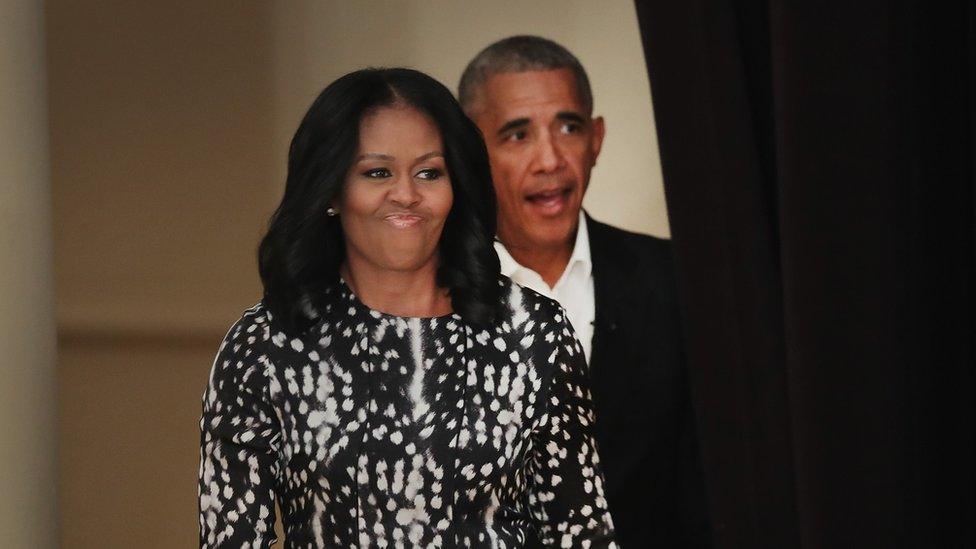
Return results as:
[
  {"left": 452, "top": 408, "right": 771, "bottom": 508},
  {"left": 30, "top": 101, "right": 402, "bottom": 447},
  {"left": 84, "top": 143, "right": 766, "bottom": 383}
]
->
[{"left": 586, "top": 215, "right": 711, "bottom": 548}]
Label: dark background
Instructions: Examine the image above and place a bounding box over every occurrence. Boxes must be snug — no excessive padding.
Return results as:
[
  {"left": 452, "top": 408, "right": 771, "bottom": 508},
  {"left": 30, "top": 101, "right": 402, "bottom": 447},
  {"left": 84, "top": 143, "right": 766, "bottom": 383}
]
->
[{"left": 635, "top": 1, "right": 975, "bottom": 546}]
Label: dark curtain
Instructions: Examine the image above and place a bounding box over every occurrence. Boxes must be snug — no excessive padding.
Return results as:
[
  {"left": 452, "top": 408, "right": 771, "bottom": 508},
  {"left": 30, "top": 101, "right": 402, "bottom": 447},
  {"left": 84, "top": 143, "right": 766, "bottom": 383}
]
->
[{"left": 633, "top": 1, "right": 974, "bottom": 547}]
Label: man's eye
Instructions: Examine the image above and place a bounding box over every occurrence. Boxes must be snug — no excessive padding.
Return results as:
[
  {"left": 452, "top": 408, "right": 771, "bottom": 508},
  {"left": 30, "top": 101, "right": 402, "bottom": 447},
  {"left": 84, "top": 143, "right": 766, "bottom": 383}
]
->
[
  {"left": 363, "top": 168, "right": 392, "bottom": 178},
  {"left": 416, "top": 168, "right": 443, "bottom": 180},
  {"left": 560, "top": 122, "right": 582, "bottom": 134},
  {"left": 505, "top": 130, "right": 528, "bottom": 142}
]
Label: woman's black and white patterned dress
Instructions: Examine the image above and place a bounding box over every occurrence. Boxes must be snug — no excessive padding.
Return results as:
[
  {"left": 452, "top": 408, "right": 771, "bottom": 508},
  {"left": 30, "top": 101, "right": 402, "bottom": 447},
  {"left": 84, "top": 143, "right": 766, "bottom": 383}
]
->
[{"left": 199, "top": 277, "right": 617, "bottom": 548}]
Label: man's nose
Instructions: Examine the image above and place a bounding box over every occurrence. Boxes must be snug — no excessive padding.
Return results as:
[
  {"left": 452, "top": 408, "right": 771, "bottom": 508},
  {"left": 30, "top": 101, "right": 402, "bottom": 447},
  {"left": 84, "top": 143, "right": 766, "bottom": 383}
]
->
[
  {"left": 388, "top": 173, "right": 422, "bottom": 207},
  {"left": 532, "top": 132, "right": 566, "bottom": 173}
]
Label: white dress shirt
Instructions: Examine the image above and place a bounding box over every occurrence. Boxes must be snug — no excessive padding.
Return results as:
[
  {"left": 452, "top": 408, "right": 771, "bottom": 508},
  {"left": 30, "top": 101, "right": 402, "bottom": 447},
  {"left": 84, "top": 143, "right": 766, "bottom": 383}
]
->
[{"left": 495, "top": 212, "right": 596, "bottom": 363}]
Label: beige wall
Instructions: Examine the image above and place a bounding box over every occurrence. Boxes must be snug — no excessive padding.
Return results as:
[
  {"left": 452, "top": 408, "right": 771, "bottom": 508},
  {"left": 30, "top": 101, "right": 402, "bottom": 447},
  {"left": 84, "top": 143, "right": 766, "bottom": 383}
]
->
[
  {"left": 49, "top": 3, "right": 277, "bottom": 547},
  {"left": 49, "top": 2, "right": 665, "bottom": 547},
  {"left": 1, "top": 2, "right": 58, "bottom": 547}
]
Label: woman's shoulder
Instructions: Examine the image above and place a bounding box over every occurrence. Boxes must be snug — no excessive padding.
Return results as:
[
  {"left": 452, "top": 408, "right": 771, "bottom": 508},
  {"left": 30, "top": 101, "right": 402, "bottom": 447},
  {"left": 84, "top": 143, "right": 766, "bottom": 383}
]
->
[
  {"left": 492, "top": 276, "right": 576, "bottom": 359},
  {"left": 488, "top": 276, "right": 585, "bottom": 391},
  {"left": 496, "top": 275, "right": 570, "bottom": 328},
  {"left": 218, "top": 300, "right": 305, "bottom": 354},
  {"left": 219, "top": 301, "right": 269, "bottom": 341}
]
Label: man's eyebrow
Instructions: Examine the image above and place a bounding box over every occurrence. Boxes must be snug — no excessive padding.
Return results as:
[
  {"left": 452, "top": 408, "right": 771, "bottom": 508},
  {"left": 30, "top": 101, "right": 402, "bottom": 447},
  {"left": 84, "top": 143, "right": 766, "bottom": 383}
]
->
[
  {"left": 556, "top": 111, "right": 586, "bottom": 124},
  {"left": 497, "top": 118, "right": 530, "bottom": 136}
]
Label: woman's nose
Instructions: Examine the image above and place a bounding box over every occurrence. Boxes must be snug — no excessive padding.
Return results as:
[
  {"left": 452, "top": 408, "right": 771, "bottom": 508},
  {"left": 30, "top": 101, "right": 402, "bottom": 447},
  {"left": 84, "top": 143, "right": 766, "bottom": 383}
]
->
[{"left": 388, "top": 173, "right": 421, "bottom": 207}]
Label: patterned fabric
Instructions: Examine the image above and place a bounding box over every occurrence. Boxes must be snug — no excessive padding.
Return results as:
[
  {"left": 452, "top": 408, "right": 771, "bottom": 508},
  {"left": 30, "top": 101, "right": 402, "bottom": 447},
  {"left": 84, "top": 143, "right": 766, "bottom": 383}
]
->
[
  {"left": 495, "top": 210, "right": 595, "bottom": 363},
  {"left": 198, "top": 277, "right": 617, "bottom": 548}
]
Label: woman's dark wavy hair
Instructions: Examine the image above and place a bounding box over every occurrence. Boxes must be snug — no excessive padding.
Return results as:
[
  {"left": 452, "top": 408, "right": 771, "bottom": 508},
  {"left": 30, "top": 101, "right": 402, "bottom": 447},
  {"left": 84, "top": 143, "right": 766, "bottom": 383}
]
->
[{"left": 258, "top": 68, "right": 501, "bottom": 333}]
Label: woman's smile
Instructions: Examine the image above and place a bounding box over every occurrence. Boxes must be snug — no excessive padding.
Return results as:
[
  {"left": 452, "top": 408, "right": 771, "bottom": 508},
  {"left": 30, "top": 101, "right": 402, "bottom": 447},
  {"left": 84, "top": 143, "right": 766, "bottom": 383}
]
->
[
  {"left": 335, "top": 105, "right": 453, "bottom": 273},
  {"left": 383, "top": 212, "right": 425, "bottom": 228}
]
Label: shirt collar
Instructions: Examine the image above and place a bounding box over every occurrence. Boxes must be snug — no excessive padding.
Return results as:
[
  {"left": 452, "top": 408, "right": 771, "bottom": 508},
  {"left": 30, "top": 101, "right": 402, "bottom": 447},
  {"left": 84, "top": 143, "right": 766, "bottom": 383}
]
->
[{"left": 495, "top": 211, "right": 592, "bottom": 284}]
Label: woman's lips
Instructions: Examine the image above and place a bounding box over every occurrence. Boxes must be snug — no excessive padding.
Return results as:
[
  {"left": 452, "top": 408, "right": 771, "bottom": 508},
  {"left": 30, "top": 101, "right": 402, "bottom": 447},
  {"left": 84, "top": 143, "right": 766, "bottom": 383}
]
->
[
  {"left": 384, "top": 213, "right": 424, "bottom": 228},
  {"left": 525, "top": 188, "right": 571, "bottom": 217}
]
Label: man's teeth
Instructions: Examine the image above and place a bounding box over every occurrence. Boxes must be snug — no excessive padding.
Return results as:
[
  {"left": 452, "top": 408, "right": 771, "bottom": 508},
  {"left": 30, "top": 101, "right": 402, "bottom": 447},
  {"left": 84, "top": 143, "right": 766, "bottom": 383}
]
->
[{"left": 530, "top": 190, "right": 565, "bottom": 201}]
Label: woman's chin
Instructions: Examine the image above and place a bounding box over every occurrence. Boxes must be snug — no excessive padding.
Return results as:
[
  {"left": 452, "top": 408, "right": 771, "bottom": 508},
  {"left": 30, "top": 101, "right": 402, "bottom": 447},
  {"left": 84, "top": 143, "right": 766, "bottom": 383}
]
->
[{"left": 370, "top": 250, "right": 439, "bottom": 274}]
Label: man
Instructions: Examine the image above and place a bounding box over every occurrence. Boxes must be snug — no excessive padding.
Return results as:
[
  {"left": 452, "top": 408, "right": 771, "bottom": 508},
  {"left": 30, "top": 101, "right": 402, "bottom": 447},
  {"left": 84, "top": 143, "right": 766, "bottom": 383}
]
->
[{"left": 459, "top": 36, "right": 711, "bottom": 547}]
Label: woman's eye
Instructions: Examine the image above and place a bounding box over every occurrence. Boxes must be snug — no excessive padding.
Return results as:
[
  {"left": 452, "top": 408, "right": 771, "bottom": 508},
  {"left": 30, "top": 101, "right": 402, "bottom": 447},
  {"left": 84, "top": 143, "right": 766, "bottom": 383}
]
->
[
  {"left": 363, "top": 168, "right": 392, "bottom": 178},
  {"left": 416, "top": 168, "right": 443, "bottom": 180}
]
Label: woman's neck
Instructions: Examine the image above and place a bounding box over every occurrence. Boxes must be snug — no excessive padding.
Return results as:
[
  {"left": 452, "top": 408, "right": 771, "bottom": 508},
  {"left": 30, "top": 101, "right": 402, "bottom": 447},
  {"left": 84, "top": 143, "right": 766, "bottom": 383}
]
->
[{"left": 340, "top": 258, "right": 453, "bottom": 318}]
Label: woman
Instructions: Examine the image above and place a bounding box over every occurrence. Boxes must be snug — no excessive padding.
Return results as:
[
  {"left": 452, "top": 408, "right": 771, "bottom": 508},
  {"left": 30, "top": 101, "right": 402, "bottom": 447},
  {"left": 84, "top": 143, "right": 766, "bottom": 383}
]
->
[{"left": 198, "top": 68, "right": 616, "bottom": 548}]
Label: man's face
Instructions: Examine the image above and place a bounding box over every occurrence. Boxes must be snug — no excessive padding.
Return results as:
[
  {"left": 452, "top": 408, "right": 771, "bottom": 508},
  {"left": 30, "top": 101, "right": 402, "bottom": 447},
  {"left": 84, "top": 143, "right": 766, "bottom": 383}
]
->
[{"left": 469, "top": 68, "right": 604, "bottom": 252}]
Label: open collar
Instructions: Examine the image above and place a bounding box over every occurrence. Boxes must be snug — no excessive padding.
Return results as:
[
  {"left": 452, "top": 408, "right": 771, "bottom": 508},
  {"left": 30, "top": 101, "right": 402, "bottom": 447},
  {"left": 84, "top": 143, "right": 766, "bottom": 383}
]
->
[{"left": 496, "top": 211, "right": 592, "bottom": 288}]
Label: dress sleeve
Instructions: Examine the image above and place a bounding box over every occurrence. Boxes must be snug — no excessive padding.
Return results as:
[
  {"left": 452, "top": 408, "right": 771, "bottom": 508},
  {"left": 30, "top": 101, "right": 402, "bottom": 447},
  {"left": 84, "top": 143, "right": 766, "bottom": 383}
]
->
[
  {"left": 527, "top": 312, "right": 618, "bottom": 547},
  {"left": 199, "top": 312, "right": 282, "bottom": 548}
]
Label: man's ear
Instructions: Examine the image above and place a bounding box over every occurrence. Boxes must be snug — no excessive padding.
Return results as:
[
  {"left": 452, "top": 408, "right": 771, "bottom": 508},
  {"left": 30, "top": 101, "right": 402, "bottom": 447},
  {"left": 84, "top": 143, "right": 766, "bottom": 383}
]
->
[{"left": 590, "top": 115, "right": 606, "bottom": 165}]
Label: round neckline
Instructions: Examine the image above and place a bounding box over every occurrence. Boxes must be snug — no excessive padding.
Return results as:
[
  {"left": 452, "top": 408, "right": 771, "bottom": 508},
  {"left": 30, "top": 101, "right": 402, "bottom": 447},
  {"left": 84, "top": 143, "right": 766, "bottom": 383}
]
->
[{"left": 337, "top": 277, "right": 460, "bottom": 321}]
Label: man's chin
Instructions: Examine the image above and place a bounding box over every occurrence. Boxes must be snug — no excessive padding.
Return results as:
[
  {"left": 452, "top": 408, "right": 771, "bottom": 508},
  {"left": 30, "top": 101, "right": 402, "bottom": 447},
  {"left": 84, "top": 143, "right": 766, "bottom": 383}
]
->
[
  {"left": 497, "top": 214, "right": 578, "bottom": 250},
  {"left": 525, "top": 224, "right": 578, "bottom": 251}
]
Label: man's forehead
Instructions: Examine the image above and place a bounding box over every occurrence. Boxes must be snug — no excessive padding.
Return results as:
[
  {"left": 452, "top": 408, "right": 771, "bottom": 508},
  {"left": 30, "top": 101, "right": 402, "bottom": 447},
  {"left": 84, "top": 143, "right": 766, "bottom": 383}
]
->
[{"left": 478, "top": 68, "right": 587, "bottom": 119}]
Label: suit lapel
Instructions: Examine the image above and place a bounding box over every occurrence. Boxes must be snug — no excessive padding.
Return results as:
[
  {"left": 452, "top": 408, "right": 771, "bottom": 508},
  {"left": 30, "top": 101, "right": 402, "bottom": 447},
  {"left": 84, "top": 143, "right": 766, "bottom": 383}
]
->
[{"left": 586, "top": 214, "right": 629, "bottom": 375}]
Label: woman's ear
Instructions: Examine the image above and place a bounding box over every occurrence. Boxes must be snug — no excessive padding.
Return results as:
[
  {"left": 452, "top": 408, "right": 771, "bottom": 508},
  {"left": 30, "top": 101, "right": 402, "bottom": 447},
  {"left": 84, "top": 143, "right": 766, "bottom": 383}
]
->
[{"left": 325, "top": 194, "right": 341, "bottom": 217}]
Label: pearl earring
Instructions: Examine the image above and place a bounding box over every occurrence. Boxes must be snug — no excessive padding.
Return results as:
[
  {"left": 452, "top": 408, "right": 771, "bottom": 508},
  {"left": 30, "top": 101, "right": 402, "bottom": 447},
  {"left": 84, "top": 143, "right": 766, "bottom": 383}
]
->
[{"left": 326, "top": 207, "right": 338, "bottom": 217}]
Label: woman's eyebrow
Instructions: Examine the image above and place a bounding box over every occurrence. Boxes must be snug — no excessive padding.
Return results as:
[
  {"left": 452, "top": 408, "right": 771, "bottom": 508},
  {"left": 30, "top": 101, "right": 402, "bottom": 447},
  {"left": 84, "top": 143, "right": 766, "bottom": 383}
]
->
[
  {"left": 356, "top": 152, "right": 394, "bottom": 162},
  {"left": 414, "top": 151, "right": 444, "bottom": 162}
]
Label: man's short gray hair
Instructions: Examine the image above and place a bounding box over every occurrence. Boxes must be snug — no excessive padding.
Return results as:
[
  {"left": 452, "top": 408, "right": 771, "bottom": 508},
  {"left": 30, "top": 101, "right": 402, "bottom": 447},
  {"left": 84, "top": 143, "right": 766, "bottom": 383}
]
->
[{"left": 458, "top": 35, "right": 593, "bottom": 115}]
